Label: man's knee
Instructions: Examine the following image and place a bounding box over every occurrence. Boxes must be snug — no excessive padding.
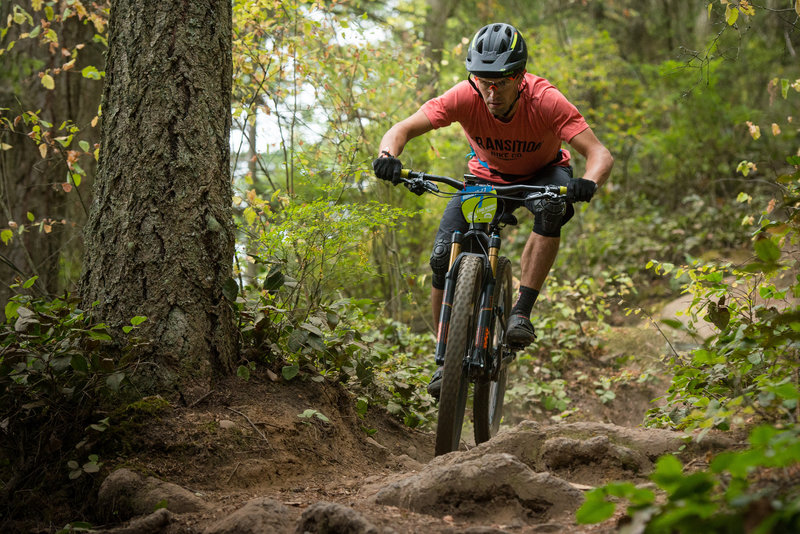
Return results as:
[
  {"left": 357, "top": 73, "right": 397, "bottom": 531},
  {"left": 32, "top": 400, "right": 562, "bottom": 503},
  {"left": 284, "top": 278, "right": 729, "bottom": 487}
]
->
[
  {"left": 429, "top": 239, "right": 450, "bottom": 290},
  {"left": 532, "top": 203, "right": 575, "bottom": 237}
]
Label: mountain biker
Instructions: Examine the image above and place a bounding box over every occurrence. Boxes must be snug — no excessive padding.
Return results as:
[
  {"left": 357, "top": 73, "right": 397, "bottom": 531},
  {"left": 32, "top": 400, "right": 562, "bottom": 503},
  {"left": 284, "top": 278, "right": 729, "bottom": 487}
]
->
[{"left": 372, "top": 22, "right": 613, "bottom": 398}]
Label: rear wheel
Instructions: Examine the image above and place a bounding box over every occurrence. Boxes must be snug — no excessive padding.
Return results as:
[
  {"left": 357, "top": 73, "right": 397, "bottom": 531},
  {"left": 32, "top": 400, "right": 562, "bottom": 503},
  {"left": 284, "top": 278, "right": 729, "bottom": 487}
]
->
[
  {"left": 434, "top": 255, "right": 483, "bottom": 456},
  {"left": 473, "top": 256, "right": 512, "bottom": 444}
]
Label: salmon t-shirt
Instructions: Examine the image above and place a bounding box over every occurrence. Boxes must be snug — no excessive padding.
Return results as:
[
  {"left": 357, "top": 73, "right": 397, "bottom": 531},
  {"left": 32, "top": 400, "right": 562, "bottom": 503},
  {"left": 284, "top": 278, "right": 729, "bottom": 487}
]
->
[{"left": 421, "top": 73, "right": 589, "bottom": 183}]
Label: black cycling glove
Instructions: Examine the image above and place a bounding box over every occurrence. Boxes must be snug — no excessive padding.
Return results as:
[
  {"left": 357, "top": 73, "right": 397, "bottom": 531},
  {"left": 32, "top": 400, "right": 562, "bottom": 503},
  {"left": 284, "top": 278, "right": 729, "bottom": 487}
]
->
[
  {"left": 567, "top": 178, "right": 597, "bottom": 203},
  {"left": 372, "top": 154, "right": 402, "bottom": 185}
]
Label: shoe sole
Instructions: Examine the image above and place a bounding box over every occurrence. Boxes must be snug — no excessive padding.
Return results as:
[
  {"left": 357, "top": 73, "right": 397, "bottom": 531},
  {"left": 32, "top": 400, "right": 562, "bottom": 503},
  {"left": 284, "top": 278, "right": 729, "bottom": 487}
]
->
[{"left": 507, "top": 331, "right": 534, "bottom": 346}]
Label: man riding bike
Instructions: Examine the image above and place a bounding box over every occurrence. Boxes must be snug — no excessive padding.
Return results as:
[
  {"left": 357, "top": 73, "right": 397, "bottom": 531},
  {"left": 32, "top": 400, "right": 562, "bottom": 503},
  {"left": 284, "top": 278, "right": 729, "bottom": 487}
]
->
[{"left": 372, "top": 22, "right": 614, "bottom": 398}]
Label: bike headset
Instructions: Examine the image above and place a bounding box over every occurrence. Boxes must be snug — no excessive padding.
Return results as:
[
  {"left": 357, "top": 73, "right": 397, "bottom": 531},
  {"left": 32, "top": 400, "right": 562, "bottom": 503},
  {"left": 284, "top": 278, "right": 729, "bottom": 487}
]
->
[{"left": 465, "top": 22, "right": 528, "bottom": 120}]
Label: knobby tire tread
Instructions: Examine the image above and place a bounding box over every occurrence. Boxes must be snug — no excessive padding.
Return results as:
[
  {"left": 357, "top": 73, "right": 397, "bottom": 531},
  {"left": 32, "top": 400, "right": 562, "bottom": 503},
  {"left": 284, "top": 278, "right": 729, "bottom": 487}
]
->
[
  {"left": 473, "top": 256, "right": 512, "bottom": 444},
  {"left": 434, "top": 255, "right": 483, "bottom": 456}
]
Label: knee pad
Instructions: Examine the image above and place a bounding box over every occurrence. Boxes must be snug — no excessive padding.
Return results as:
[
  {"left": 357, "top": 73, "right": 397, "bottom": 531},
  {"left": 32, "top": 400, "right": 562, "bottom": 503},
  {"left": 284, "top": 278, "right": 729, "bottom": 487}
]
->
[
  {"left": 532, "top": 203, "right": 575, "bottom": 237},
  {"left": 429, "top": 239, "right": 450, "bottom": 290}
]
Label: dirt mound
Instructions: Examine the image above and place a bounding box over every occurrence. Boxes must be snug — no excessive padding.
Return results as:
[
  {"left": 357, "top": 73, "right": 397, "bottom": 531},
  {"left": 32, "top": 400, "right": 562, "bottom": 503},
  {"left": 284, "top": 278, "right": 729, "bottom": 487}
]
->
[
  {"left": 71, "top": 365, "right": 735, "bottom": 534},
  {"left": 121, "top": 372, "right": 433, "bottom": 493}
]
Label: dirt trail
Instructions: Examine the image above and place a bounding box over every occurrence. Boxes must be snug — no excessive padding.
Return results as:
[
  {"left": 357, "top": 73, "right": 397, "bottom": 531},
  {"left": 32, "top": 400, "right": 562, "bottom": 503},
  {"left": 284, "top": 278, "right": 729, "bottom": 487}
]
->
[
  {"left": 73, "top": 310, "right": 741, "bottom": 534},
  {"left": 11, "top": 283, "right": 722, "bottom": 534}
]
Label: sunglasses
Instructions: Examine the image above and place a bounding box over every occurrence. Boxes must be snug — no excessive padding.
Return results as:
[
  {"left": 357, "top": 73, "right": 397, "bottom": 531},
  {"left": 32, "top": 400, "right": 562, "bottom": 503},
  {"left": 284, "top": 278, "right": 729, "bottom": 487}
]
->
[{"left": 471, "top": 73, "right": 521, "bottom": 91}]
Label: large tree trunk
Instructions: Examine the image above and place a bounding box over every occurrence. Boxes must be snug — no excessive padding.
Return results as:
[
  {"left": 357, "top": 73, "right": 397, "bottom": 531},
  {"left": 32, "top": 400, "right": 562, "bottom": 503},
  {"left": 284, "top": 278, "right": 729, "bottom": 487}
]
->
[
  {"left": 80, "top": 0, "right": 237, "bottom": 381},
  {"left": 0, "top": 2, "right": 104, "bottom": 312}
]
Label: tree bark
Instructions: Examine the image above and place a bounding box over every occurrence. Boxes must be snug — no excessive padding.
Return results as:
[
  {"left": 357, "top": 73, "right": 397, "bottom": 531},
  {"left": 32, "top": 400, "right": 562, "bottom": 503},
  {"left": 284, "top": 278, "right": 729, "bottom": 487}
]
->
[{"left": 80, "top": 0, "right": 237, "bottom": 381}]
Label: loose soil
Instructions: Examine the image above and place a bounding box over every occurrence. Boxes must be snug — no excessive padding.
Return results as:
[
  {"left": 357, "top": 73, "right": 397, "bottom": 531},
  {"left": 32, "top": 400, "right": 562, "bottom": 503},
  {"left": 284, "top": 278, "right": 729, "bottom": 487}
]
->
[{"left": 13, "top": 310, "right": 735, "bottom": 533}]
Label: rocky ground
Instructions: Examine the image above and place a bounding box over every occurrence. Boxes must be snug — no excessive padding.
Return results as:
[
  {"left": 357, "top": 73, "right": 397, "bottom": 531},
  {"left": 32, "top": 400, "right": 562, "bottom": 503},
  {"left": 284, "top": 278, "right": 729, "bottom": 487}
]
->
[
  {"left": 55, "top": 307, "right": 741, "bottom": 534},
  {"left": 9, "top": 296, "right": 745, "bottom": 534}
]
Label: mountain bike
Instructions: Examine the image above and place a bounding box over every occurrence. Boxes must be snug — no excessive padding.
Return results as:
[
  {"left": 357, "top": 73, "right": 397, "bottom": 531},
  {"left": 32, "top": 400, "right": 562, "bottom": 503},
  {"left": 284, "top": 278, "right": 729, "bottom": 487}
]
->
[{"left": 397, "top": 169, "right": 569, "bottom": 456}]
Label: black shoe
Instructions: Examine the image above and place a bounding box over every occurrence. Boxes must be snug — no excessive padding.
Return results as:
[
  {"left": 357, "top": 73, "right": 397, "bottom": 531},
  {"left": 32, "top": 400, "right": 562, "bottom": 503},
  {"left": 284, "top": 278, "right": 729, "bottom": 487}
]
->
[
  {"left": 427, "top": 367, "right": 443, "bottom": 399},
  {"left": 506, "top": 314, "right": 536, "bottom": 346}
]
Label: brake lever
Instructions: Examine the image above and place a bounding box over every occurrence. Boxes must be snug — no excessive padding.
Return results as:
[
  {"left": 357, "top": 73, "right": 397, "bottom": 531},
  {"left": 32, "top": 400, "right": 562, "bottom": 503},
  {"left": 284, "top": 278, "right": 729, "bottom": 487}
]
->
[{"left": 404, "top": 178, "right": 438, "bottom": 196}]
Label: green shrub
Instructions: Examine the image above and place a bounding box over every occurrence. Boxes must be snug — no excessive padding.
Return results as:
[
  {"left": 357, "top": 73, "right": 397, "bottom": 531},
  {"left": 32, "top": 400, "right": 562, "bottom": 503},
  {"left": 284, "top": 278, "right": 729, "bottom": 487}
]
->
[
  {"left": 1, "top": 283, "right": 144, "bottom": 517},
  {"left": 576, "top": 425, "right": 800, "bottom": 533}
]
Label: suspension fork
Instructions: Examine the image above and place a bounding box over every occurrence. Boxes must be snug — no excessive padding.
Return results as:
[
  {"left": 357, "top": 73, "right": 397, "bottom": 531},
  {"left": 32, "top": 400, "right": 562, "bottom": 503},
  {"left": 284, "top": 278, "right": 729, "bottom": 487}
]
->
[
  {"left": 469, "top": 232, "right": 502, "bottom": 376},
  {"left": 434, "top": 231, "right": 463, "bottom": 366}
]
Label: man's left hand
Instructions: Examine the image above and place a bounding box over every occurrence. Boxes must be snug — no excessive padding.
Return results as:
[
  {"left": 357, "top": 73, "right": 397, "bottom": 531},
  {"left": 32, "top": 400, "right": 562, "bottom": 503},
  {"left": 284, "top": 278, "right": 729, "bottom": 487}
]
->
[{"left": 567, "top": 178, "right": 597, "bottom": 203}]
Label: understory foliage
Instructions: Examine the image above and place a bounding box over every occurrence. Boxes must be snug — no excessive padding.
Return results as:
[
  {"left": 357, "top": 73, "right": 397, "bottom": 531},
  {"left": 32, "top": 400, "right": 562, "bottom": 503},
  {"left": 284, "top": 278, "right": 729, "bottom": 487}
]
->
[
  {"left": 578, "top": 426, "right": 800, "bottom": 533},
  {"left": 0, "top": 281, "right": 145, "bottom": 518},
  {"left": 504, "top": 270, "right": 636, "bottom": 420},
  {"left": 578, "top": 64, "right": 800, "bottom": 530},
  {"left": 233, "top": 183, "right": 437, "bottom": 426}
]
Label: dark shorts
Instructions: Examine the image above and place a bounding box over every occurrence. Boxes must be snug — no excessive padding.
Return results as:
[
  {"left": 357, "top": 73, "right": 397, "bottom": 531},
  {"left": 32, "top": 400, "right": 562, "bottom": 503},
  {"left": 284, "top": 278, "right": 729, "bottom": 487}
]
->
[{"left": 429, "top": 164, "right": 575, "bottom": 290}]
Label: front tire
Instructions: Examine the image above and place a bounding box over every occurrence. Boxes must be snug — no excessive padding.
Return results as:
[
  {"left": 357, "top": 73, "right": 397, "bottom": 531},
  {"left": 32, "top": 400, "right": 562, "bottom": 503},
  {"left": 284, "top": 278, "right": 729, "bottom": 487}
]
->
[
  {"left": 473, "top": 256, "right": 512, "bottom": 444},
  {"left": 434, "top": 255, "right": 483, "bottom": 456}
]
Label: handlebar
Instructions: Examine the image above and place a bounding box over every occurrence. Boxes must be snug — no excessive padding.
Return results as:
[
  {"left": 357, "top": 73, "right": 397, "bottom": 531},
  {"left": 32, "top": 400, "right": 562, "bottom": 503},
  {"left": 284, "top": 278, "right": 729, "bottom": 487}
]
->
[{"left": 399, "top": 169, "right": 568, "bottom": 199}]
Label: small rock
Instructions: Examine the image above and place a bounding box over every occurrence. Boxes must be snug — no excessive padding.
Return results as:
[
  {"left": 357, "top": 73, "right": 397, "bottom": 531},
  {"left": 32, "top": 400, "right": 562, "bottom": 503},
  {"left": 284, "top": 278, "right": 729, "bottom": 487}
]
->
[
  {"left": 218, "top": 419, "right": 237, "bottom": 430},
  {"left": 365, "top": 437, "right": 387, "bottom": 451},
  {"left": 295, "top": 501, "right": 380, "bottom": 534},
  {"left": 391, "top": 454, "right": 422, "bottom": 471},
  {"left": 92, "top": 508, "right": 173, "bottom": 533},
  {"left": 204, "top": 497, "right": 293, "bottom": 534},
  {"left": 97, "top": 468, "right": 208, "bottom": 522}
]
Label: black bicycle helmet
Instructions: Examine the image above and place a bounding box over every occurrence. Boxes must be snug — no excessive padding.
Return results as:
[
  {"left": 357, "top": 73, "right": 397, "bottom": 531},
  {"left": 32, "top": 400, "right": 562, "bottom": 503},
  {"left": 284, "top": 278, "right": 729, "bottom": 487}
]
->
[{"left": 465, "top": 23, "right": 527, "bottom": 77}]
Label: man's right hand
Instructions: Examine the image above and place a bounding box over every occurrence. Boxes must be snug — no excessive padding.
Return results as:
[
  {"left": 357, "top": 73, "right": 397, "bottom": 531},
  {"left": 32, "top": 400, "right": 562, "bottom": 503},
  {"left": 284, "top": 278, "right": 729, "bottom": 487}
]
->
[{"left": 372, "top": 154, "right": 402, "bottom": 185}]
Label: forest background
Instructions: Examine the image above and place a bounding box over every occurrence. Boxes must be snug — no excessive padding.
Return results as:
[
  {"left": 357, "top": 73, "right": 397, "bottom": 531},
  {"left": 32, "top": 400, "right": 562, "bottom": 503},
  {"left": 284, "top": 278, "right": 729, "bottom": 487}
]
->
[{"left": 2, "top": 0, "right": 800, "bottom": 531}]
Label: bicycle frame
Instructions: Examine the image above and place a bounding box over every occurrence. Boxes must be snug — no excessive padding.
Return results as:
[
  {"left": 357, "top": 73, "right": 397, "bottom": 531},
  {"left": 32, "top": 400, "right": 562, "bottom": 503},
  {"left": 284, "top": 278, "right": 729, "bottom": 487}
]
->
[{"left": 400, "top": 170, "right": 567, "bottom": 376}]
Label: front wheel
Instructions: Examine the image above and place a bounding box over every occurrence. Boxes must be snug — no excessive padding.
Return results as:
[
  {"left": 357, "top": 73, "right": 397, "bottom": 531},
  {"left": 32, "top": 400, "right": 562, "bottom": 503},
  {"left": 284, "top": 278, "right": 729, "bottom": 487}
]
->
[
  {"left": 434, "top": 255, "right": 483, "bottom": 456},
  {"left": 473, "top": 256, "right": 512, "bottom": 445}
]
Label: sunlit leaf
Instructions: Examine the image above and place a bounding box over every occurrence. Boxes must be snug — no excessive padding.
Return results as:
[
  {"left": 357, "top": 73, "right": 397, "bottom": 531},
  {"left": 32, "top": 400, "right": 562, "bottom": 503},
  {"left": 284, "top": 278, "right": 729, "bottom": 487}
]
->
[
  {"left": 81, "top": 65, "right": 102, "bottom": 79},
  {"left": 244, "top": 206, "right": 257, "bottom": 226},
  {"left": 725, "top": 4, "right": 738, "bottom": 25}
]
